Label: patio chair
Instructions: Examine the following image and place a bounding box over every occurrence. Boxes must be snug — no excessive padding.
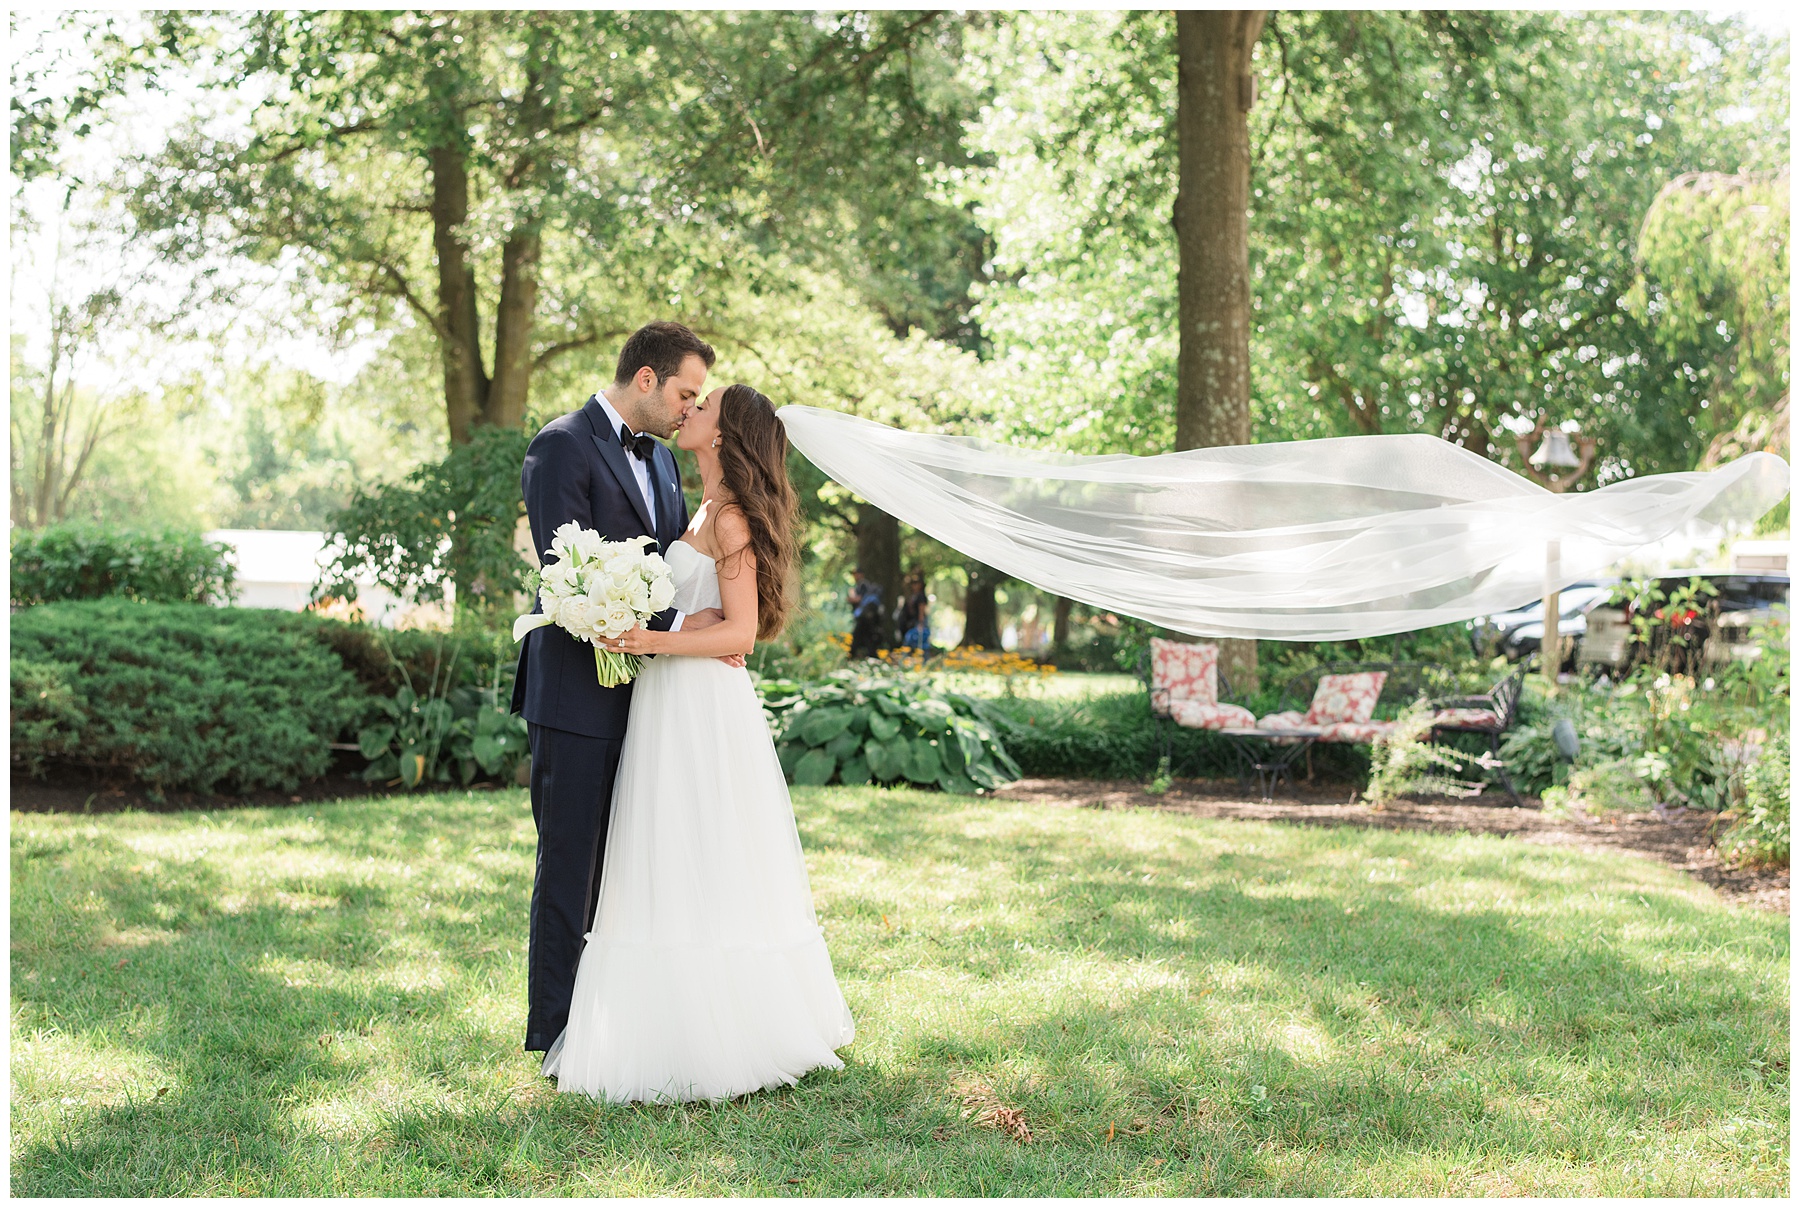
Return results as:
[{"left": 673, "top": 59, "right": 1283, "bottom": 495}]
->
[
  {"left": 1139, "top": 638, "right": 1256, "bottom": 774},
  {"left": 1426, "top": 665, "right": 1527, "bottom": 806}
]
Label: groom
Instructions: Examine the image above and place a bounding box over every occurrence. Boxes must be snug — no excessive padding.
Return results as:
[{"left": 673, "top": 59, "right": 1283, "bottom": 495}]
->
[{"left": 511, "top": 320, "right": 738, "bottom": 1058}]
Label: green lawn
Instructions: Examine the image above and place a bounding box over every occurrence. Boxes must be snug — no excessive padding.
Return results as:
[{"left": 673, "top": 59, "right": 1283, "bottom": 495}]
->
[{"left": 11, "top": 786, "right": 1789, "bottom": 1195}]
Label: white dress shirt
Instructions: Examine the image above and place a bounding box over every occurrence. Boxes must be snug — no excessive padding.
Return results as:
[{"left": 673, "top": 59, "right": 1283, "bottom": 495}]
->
[
  {"left": 594, "top": 391, "right": 684, "bottom": 630},
  {"left": 593, "top": 392, "right": 662, "bottom": 531}
]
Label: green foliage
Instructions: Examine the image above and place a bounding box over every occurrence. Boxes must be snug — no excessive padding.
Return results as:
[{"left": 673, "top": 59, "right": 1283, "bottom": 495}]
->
[
  {"left": 315, "top": 426, "right": 531, "bottom": 615},
  {"left": 745, "top": 606, "right": 852, "bottom": 682},
  {"left": 1606, "top": 573, "right": 1722, "bottom": 673},
  {"left": 1629, "top": 172, "right": 1789, "bottom": 444},
  {"left": 759, "top": 673, "right": 1021, "bottom": 793},
  {"left": 9, "top": 521, "right": 236, "bottom": 606},
  {"left": 311, "top": 620, "right": 526, "bottom": 789},
  {"left": 358, "top": 682, "right": 527, "bottom": 792},
  {"left": 1504, "top": 638, "right": 1788, "bottom": 810},
  {"left": 1363, "top": 700, "right": 1492, "bottom": 807},
  {"left": 8, "top": 600, "right": 366, "bottom": 796},
  {"left": 110, "top": 10, "right": 987, "bottom": 437},
  {"left": 988, "top": 691, "right": 1237, "bottom": 781},
  {"left": 963, "top": 10, "right": 1788, "bottom": 476},
  {"left": 1717, "top": 737, "right": 1791, "bottom": 868}
]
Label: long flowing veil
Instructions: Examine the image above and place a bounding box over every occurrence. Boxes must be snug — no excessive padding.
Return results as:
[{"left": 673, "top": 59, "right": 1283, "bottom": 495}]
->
[{"left": 777, "top": 405, "right": 1789, "bottom": 641}]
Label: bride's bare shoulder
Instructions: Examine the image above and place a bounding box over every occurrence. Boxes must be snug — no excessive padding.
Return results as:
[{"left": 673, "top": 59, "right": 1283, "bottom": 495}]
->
[{"left": 713, "top": 508, "right": 756, "bottom": 568}]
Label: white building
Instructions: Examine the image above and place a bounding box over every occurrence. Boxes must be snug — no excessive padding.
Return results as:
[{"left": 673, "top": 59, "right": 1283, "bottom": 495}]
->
[{"left": 204, "top": 529, "right": 454, "bottom": 628}]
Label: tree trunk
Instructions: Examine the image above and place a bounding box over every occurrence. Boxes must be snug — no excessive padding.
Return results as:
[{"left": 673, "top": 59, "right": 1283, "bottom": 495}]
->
[
  {"left": 486, "top": 229, "right": 540, "bottom": 430},
  {"left": 1051, "top": 595, "right": 1074, "bottom": 653},
  {"left": 1175, "top": 9, "right": 1263, "bottom": 451},
  {"left": 32, "top": 320, "right": 65, "bottom": 527},
  {"left": 960, "top": 561, "right": 1004, "bottom": 650},
  {"left": 485, "top": 56, "right": 547, "bottom": 433},
  {"left": 855, "top": 503, "right": 903, "bottom": 639},
  {"left": 1176, "top": 9, "right": 1265, "bottom": 692},
  {"left": 431, "top": 144, "right": 490, "bottom": 446}
]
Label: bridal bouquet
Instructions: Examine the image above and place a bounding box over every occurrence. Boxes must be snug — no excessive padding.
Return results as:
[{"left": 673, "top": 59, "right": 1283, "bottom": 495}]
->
[{"left": 512, "top": 522, "right": 677, "bottom": 687}]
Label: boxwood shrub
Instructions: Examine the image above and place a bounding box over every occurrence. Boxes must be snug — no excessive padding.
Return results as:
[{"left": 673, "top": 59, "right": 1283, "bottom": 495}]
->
[
  {"left": 10, "top": 522, "right": 236, "bottom": 606},
  {"left": 10, "top": 600, "right": 370, "bottom": 796},
  {"left": 985, "top": 691, "right": 1239, "bottom": 780}
]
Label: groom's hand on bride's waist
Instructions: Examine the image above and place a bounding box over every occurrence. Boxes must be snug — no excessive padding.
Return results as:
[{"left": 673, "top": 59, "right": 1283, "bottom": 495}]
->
[{"left": 682, "top": 608, "right": 747, "bottom": 668}]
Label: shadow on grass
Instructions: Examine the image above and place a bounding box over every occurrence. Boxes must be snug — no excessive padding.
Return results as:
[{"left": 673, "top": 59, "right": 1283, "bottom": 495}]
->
[{"left": 10, "top": 789, "right": 1788, "bottom": 1196}]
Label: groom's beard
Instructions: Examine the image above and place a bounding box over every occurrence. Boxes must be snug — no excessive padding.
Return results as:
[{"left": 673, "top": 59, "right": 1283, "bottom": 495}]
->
[{"left": 630, "top": 388, "right": 679, "bottom": 440}]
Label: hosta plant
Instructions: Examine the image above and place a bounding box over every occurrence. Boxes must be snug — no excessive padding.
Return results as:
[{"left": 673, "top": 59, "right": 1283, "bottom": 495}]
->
[
  {"left": 359, "top": 682, "right": 529, "bottom": 789},
  {"left": 760, "top": 672, "right": 1021, "bottom": 793}
]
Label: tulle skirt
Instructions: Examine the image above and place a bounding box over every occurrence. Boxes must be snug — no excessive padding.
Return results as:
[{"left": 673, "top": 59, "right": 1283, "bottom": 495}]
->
[{"left": 542, "top": 653, "right": 855, "bottom": 1103}]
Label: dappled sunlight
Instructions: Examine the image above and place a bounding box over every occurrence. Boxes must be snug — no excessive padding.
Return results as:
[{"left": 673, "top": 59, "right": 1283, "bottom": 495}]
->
[{"left": 11, "top": 785, "right": 1787, "bottom": 1195}]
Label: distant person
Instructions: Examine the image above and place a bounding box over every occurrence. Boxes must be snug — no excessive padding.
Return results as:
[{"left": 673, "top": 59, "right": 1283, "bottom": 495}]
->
[
  {"left": 899, "top": 571, "right": 932, "bottom": 651},
  {"left": 848, "top": 566, "right": 886, "bottom": 659}
]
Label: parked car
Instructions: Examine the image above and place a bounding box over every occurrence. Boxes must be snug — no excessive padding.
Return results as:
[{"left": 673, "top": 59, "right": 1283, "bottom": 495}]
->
[
  {"left": 1498, "top": 584, "right": 1623, "bottom": 668},
  {"left": 1469, "top": 582, "right": 1616, "bottom": 659},
  {"left": 1577, "top": 571, "right": 1789, "bottom": 673}
]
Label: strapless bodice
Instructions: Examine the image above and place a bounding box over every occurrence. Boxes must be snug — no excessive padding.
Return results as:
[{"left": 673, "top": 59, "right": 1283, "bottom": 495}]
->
[{"left": 665, "top": 540, "right": 722, "bottom": 614}]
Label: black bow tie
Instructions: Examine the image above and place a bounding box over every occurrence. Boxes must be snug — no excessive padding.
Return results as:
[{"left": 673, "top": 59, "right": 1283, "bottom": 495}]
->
[{"left": 618, "top": 423, "right": 657, "bottom": 461}]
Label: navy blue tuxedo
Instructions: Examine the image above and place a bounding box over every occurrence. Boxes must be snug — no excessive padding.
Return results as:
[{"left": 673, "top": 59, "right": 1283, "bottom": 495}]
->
[
  {"left": 510, "top": 396, "right": 689, "bottom": 739},
  {"left": 511, "top": 395, "right": 690, "bottom": 1053}
]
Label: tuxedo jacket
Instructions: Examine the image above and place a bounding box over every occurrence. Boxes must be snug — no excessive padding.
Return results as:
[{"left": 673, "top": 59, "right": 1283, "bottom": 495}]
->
[{"left": 510, "top": 396, "right": 690, "bottom": 739}]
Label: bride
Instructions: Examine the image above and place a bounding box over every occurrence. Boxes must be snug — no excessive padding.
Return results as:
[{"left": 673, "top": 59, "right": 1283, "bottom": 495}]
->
[{"left": 539, "top": 383, "right": 856, "bottom": 1103}]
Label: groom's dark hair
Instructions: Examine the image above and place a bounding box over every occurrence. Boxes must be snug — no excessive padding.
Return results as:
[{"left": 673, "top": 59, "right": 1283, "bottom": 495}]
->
[{"left": 613, "top": 321, "right": 716, "bottom": 386}]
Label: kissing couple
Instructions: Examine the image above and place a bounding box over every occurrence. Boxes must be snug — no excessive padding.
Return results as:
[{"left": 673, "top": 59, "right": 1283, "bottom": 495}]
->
[{"left": 510, "top": 320, "right": 855, "bottom": 1104}]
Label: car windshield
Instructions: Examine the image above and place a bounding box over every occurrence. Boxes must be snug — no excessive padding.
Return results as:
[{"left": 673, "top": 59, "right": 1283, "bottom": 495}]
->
[{"left": 1560, "top": 586, "right": 1612, "bottom": 616}]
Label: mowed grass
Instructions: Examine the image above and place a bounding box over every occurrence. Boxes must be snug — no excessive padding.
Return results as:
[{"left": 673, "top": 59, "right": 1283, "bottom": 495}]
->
[{"left": 10, "top": 787, "right": 1789, "bottom": 1196}]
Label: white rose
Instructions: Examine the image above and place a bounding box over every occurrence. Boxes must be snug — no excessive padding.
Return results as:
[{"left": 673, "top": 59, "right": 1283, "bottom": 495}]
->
[
  {"left": 627, "top": 580, "right": 651, "bottom": 612},
  {"left": 560, "top": 596, "right": 603, "bottom": 639},
  {"left": 602, "top": 603, "right": 636, "bottom": 637},
  {"left": 538, "top": 592, "right": 564, "bottom": 625}
]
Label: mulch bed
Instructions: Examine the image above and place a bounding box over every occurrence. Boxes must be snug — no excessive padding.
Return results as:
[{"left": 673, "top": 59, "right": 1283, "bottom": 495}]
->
[{"left": 993, "top": 777, "right": 1790, "bottom": 914}]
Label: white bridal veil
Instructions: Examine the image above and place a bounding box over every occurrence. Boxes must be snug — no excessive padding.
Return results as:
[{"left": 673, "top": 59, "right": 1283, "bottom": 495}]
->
[{"left": 776, "top": 405, "right": 1791, "bottom": 641}]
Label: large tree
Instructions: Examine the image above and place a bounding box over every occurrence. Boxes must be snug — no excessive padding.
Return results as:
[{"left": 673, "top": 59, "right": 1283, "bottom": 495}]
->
[
  {"left": 1174, "top": 10, "right": 1264, "bottom": 452},
  {"left": 111, "top": 10, "right": 984, "bottom": 445},
  {"left": 1173, "top": 9, "right": 1266, "bottom": 684}
]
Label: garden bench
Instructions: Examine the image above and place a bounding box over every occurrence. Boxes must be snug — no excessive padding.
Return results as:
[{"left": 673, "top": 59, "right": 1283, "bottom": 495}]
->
[{"left": 1262, "top": 661, "right": 1526, "bottom": 805}]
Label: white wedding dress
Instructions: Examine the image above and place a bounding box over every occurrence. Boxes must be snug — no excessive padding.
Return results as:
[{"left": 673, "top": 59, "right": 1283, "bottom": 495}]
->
[{"left": 541, "top": 539, "right": 855, "bottom": 1103}]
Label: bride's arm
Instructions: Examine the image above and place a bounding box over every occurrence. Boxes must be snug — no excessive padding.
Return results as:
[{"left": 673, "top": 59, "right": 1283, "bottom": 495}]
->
[{"left": 602, "top": 512, "right": 759, "bottom": 659}]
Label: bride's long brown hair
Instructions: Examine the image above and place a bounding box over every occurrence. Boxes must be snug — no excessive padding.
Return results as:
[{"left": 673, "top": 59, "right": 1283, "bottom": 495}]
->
[{"left": 715, "top": 384, "right": 799, "bottom": 640}]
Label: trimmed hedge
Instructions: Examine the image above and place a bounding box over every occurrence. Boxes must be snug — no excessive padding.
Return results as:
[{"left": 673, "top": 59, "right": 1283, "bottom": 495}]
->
[
  {"left": 10, "top": 522, "right": 237, "bottom": 606},
  {"left": 11, "top": 600, "right": 369, "bottom": 796},
  {"left": 987, "top": 691, "right": 1235, "bottom": 780}
]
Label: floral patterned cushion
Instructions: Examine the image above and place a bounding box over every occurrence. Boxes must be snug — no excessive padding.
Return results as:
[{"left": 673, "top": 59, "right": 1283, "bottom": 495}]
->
[
  {"left": 1256, "top": 710, "right": 1310, "bottom": 730},
  {"left": 1432, "top": 707, "right": 1501, "bottom": 729},
  {"left": 1169, "top": 700, "right": 1257, "bottom": 730},
  {"left": 1318, "top": 719, "right": 1397, "bottom": 744},
  {"left": 1303, "top": 671, "right": 1387, "bottom": 726},
  {"left": 1149, "top": 638, "right": 1219, "bottom": 712}
]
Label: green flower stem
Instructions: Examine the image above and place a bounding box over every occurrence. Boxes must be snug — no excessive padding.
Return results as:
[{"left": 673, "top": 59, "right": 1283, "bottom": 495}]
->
[{"left": 594, "top": 646, "right": 643, "bottom": 688}]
